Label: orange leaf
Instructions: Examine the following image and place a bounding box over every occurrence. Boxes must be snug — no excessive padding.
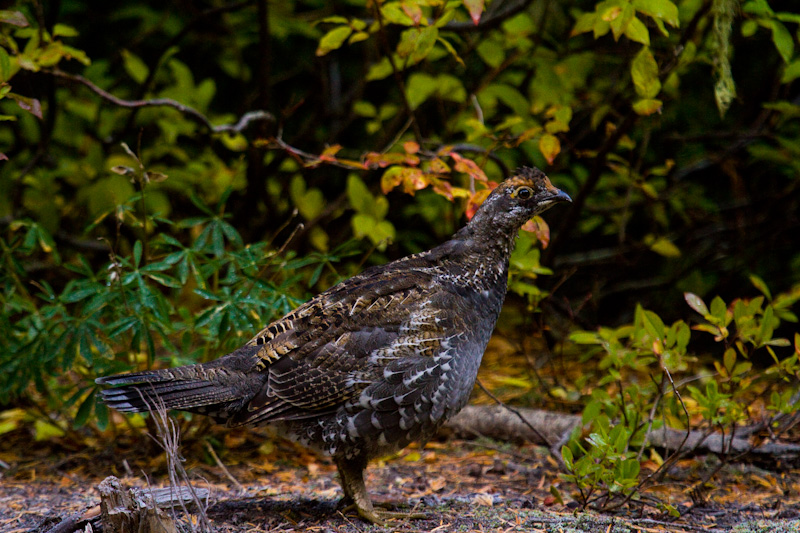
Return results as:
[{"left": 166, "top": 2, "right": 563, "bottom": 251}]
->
[
  {"left": 400, "top": 167, "right": 427, "bottom": 195},
  {"left": 403, "top": 140, "right": 420, "bottom": 154},
  {"left": 431, "top": 179, "right": 454, "bottom": 201},
  {"left": 465, "top": 185, "right": 495, "bottom": 220},
  {"left": 428, "top": 157, "right": 451, "bottom": 174},
  {"left": 450, "top": 152, "right": 488, "bottom": 183},
  {"left": 521, "top": 215, "right": 551, "bottom": 247},
  {"left": 539, "top": 134, "right": 560, "bottom": 164},
  {"left": 319, "top": 144, "right": 342, "bottom": 162},
  {"left": 381, "top": 166, "right": 405, "bottom": 194},
  {"left": 365, "top": 152, "right": 408, "bottom": 168}
]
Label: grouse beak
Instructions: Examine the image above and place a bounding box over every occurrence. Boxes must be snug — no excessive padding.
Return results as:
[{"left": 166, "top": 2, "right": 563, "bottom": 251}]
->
[
  {"left": 553, "top": 189, "right": 572, "bottom": 203},
  {"left": 541, "top": 187, "right": 572, "bottom": 206}
]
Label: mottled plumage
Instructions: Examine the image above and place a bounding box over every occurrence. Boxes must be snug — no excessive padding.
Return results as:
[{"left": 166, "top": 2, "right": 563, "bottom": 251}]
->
[{"left": 97, "top": 167, "right": 571, "bottom": 524}]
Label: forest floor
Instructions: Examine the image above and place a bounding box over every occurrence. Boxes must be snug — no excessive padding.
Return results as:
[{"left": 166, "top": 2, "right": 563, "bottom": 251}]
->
[{"left": 4, "top": 424, "right": 800, "bottom": 533}]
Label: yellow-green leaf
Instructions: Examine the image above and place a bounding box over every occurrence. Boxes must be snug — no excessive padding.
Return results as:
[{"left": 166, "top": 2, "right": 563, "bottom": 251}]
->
[
  {"left": 624, "top": 16, "right": 650, "bottom": 45},
  {"left": 538, "top": 133, "right": 560, "bottom": 164},
  {"left": 633, "top": 0, "right": 679, "bottom": 28},
  {"left": 770, "top": 20, "right": 794, "bottom": 64},
  {"left": 749, "top": 274, "right": 772, "bottom": 300},
  {"left": 633, "top": 98, "right": 662, "bottom": 115},
  {"left": 649, "top": 236, "right": 680, "bottom": 257},
  {"left": 316, "top": 26, "right": 353, "bottom": 56},
  {"left": 121, "top": 49, "right": 149, "bottom": 84},
  {"left": 631, "top": 47, "right": 661, "bottom": 99}
]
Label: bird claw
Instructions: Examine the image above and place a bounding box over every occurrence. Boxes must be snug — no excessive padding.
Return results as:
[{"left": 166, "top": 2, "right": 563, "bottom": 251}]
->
[{"left": 341, "top": 502, "right": 427, "bottom": 526}]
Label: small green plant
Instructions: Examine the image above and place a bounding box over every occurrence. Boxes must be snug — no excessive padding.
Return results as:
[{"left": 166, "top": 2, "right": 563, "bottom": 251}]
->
[{"left": 561, "top": 278, "right": 800, "bottom": 513}]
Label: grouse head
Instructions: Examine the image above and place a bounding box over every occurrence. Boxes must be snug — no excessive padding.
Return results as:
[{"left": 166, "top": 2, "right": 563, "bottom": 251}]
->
[{"left": 467, "top": 167, "right": 572, "bottom": 235}]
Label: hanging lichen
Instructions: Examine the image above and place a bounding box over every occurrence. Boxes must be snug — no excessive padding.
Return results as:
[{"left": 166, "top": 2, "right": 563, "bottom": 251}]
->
[{"left": 711, "top": 0, "right": 737, "bottom": 117}]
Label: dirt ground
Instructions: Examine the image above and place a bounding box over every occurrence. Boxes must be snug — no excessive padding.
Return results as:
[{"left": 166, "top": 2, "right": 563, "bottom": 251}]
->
[{"left": 3, "top": 426, "right": 800, "bottom": 533}]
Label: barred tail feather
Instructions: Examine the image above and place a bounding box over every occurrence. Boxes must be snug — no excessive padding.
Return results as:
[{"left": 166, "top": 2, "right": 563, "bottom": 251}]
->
[{"left": 96, "top": 364, "right": 258, "bottom": 421}]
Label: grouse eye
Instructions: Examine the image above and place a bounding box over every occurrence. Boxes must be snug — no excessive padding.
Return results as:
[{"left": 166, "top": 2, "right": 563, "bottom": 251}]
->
[{"left": 515, "top": 186, "right": 533, "bottom": 199}]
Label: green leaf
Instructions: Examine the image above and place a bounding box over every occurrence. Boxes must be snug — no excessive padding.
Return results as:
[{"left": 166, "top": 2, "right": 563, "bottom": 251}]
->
[
  {"left": 770, "top": 20, "right": 794, "bottom": 63},
  {"left": 749, "top": 274, "right": 772, "bottom": 300},
  {"left": 633, "top": 98, "right": 662, "bottom": 115},
  {"left": 759, "top": 305, "right": 775, "bottom": 344},
  {"left": 347, "top": 175, "right": 375, "bottom": 215},
  {"left": 676, "top": 321, "right": 691, "bottom": 351},
  {"left": 570, "top": 331, "right": 602, "bottom": 344},
  {"left": 476, "top": 39, "right": 504, "bottom": 68},
  {"left": 436, "top": 74, "right": 467, "bottom": 103},
  {"left": 649, "top": 236, "right": 680, "bottom": 257},
  {"left": 633, "top": 0, "right": 679, "bottom": 27},
  {"left": 624, "top": 16, "right": 650, "bottom": 45},
  {"left": 572, "top": 12, "right": 596, "bottom": 36},
  {"left": 782, "top": 59, "right": 800, "bottom": 83},
  {"left": 74, "top": 389, "right": 95, "bottom": 428},
  {"left": 0, "top": 47, "right": 11, "bottom": 83},
  {"left": 366, "top": 57, "right": 394, "bottom": 81},
  {"left": 121, "top": 49, "right": 149, "bottom": 84},
  {"left": 710, "top": 296, "right": 727, "bottom": 323},
  {"left": 316, "top": 26, "right": 353, "bottom": 56},
  {"left": 640, "top": 307, "right": 666, "bottom": 340},
  {"left": 406, "top": 72, "right": 438, "bottom": 110},
  {"left": 609, "top": 4, "right": 635, "bottom": 41},
  {"left": 133, "top": 240, "right": 143, "bottom": 268},
  {"left": 53, "top": 23, "right": 79, "bottom": 37},
  {"left": 397, "top": 26, "right": 438, "bottom": 63},
  {"left": 561, "top": 445, "right": 574, "bottom": 469},
  {"left": 631, "top": 47, "right": 661, "bottom": 99},
  {"left": 289, "top": 176, "right": 324, "bottom": 221}
]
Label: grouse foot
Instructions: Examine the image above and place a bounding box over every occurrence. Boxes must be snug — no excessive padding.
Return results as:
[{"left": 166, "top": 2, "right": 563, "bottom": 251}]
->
[{"left": 336, "top": 456, "right": 426, "bottom": 525}]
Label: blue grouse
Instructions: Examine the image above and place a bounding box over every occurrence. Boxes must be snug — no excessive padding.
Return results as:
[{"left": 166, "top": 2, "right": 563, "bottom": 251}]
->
[{"left": 97, "top": 167, "right": 571, "bottom": 524}]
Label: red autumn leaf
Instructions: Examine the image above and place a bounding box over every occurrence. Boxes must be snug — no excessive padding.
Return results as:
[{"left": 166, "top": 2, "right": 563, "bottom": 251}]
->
[
  {"left": 401, "top": 0, "right": 423, "bottom": 25},
  {"left": 365, "top": 152, "right": 408, "bottom": 168},
  {"left": 431, "top": 179, "right": 454, "bottom": 201},
  {"left": 11, "top": 94, "right": 42, "bottom": 120},
  {"left": 463, "top": 0, "right": 484, "bottom": 25},
  {"left": 449, "top": 152, "right": 488, "bottom": 183}
]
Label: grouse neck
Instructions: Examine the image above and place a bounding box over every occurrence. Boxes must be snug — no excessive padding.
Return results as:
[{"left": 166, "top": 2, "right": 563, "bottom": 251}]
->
[{"left": 454, "top": 218, "right": 520, "bottom": 262}]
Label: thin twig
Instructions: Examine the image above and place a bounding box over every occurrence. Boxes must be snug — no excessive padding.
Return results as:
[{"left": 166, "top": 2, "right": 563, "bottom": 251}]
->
[
  {"left": 203, "top": 440, "right": 244, "bottom": 493},
  {"left": 47, "top": 69, "right": 273, "bottom": 134},
  {"left": 476, "top": 379, "right": 552, "bottom": 447}
]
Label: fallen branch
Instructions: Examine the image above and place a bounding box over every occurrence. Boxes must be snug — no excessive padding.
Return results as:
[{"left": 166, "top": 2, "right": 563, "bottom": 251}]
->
[{"left": 445, "top": 405, "right": 800, "bottom": 462}]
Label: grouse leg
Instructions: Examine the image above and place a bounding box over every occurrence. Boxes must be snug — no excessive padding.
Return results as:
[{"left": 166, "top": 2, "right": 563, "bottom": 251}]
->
[
  {"left": 335, "top": 455, "right": 427, "bottom": 525},
  {"left": 335, "top": 455, "right": 383, "bottom": 524}
]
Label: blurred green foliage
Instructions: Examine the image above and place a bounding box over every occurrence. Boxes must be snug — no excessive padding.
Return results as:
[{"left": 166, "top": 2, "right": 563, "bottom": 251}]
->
[{"left": 2, "top": 0, "right": 800, "bottom": 510}]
